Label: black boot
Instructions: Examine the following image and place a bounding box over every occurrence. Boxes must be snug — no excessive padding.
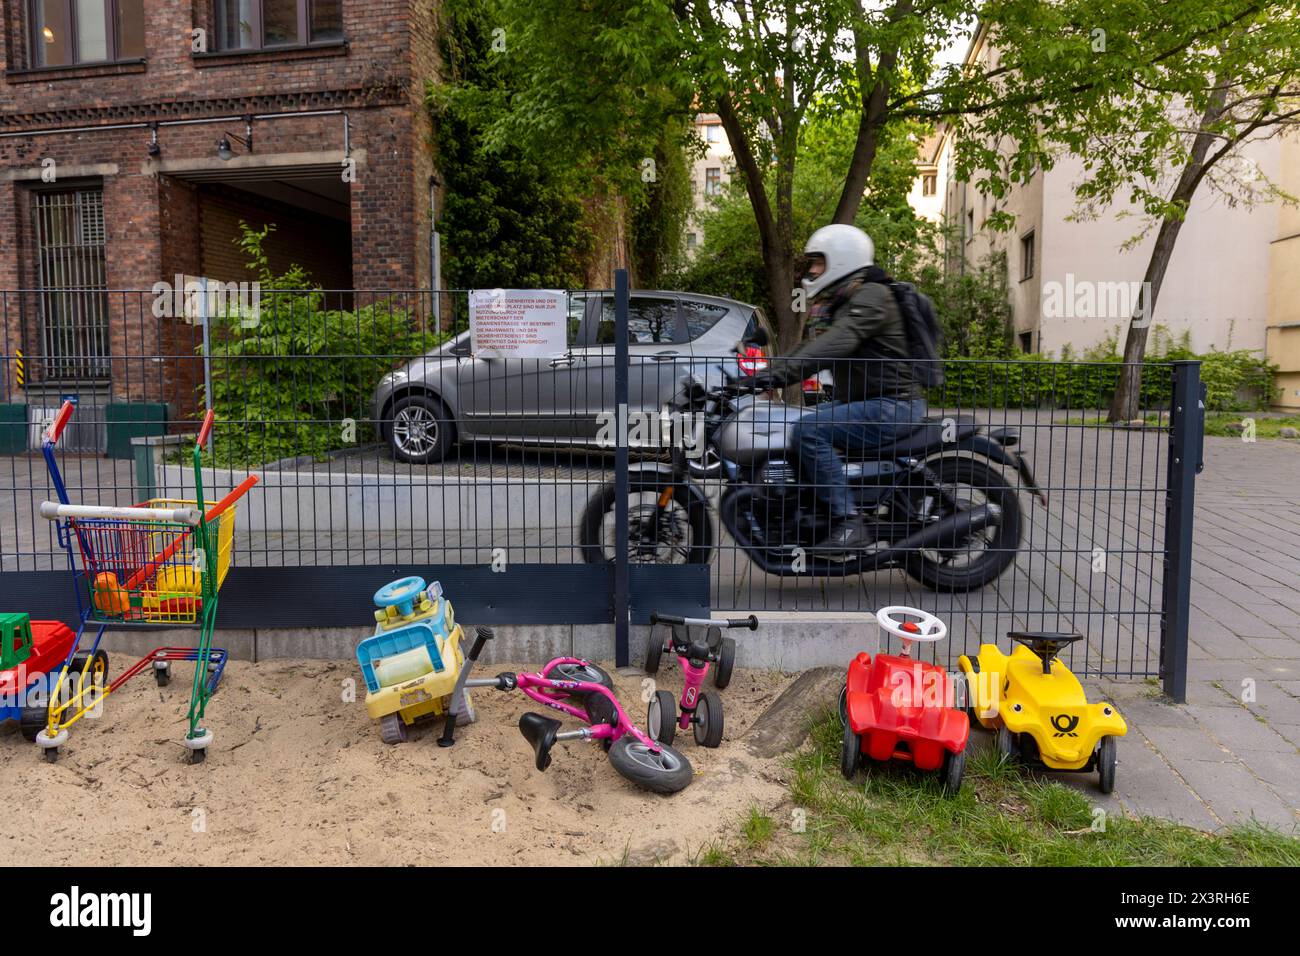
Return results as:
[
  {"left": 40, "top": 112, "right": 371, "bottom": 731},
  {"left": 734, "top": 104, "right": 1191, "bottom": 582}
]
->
[{"left": 820, "top": 515, "right": 870, "bottom": 556}]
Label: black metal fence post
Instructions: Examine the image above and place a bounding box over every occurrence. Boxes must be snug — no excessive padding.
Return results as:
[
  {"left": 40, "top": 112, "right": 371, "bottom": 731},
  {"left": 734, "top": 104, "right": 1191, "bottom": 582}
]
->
[
  {"left": 613, "top": 270, "right": 631, "bottom": 666},
  {"left": 1161, "top": 360, "right": 1204, "bottom": 703}
]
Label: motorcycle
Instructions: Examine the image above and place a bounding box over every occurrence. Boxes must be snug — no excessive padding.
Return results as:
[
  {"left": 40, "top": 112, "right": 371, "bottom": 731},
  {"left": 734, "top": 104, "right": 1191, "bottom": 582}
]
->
[{"left": 579, "top": 340, "right": 1045, "bottom": 592}]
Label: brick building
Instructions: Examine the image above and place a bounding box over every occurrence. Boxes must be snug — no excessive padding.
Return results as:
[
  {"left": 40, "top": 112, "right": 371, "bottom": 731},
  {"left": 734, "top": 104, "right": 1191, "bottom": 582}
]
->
[{"left": 0, "top": 1, "right": 441, "bottom": 444}]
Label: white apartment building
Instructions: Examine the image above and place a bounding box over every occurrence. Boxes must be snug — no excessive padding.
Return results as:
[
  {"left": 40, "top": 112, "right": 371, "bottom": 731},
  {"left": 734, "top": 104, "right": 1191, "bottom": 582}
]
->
[{"left": 686, "top": 113, "right": 732, "bottom": 255}]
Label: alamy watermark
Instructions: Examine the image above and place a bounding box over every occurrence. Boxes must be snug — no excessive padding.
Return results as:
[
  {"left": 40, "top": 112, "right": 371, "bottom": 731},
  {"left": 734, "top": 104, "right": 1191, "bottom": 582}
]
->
[
  {"left": 1042, "top": 273, "right": 1152, "bottom": 327},
  {"left": 151, "top": 275, "right": 260, "bottom": 327}
]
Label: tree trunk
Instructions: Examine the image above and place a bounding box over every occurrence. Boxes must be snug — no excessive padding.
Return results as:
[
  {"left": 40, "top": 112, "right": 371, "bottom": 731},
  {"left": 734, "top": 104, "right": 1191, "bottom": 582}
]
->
[{"left": 1108, "top": 86, "right": 1228, "bottom": 422}]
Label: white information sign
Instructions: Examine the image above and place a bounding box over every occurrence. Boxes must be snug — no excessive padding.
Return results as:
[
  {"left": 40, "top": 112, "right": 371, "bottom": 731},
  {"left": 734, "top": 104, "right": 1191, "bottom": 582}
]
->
[{"left": 468, "top": 289, "right": 568, "bottom": 358}]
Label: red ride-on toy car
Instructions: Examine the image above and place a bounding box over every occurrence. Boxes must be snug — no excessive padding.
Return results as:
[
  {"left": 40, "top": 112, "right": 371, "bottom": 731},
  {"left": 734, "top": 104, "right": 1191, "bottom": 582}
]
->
[{"left": 840, "top": 607, "right": 969, "bottom": 796}]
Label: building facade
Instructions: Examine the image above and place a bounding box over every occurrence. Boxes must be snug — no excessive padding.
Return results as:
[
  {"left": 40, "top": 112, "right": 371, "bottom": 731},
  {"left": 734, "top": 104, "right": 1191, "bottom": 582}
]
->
[
  {"left": 684, "top": 112, "right": 731, "bottom": 256},
  {"left": 0, "top": 0, "right": 440, "bottom": 428},
  {"left": 924, "top": 23, "right": 1299, "bottom": 407}
]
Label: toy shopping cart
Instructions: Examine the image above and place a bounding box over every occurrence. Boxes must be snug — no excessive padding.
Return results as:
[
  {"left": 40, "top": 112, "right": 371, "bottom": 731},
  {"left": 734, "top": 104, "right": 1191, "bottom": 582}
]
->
[{"left": 35, "top": 401, "right": 258, "bottom": 763}]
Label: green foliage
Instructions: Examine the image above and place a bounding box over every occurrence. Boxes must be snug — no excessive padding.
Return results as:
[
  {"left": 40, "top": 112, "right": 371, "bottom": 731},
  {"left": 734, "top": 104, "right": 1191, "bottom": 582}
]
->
[
  {"left": 429, "top": 0, "right": 595, "bottom": 289},
  {"left": 913, "top": 250, "right": 1015, "bottom": 359},
  {"left": 673, "top": 113, "right": 939, "bottom": 320},
  {"left": 202, "top": 223, "right": 440, "bottom": 468},
  {"left": 629, "top": 118, "right": 698, "bottom": 285},
  {"left": 936, "top": 343, "right": 1277, "bottom": 412}
]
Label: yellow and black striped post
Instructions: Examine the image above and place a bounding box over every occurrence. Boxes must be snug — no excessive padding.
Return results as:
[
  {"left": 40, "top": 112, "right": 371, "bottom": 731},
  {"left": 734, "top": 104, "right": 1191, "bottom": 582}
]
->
[{"left": 13, "top": 349, "right": 23, "bottom": 388}]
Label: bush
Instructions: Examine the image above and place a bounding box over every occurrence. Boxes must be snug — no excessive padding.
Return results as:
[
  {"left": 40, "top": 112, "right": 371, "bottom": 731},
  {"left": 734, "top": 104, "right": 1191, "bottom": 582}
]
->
[{"left": 201, "top": 224, "right": 441, "bottom": 468}]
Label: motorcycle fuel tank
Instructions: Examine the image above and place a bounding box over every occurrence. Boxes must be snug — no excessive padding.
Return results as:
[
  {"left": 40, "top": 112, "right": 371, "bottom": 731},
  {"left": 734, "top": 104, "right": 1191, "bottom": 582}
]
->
[{"left": 714, "top": 397, "right": 804, "bottom": 465}]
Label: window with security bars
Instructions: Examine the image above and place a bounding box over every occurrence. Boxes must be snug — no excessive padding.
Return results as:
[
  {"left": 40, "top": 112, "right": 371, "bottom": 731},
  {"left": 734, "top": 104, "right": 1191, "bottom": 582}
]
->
[{"left": 32, "top": 187, "right": 111, "bottom": 380}]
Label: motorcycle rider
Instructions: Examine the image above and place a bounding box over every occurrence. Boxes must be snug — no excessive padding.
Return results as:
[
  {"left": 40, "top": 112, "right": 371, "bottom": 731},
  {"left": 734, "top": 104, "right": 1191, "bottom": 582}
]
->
[{"left": 740, "top": 224, "right": 928, "bottom": 554}]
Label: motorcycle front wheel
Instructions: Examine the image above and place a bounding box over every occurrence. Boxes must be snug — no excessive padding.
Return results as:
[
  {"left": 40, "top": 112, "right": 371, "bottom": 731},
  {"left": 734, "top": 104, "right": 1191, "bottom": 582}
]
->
[{"left": 578, "top": 480, "right": 713, "bottom": 565}]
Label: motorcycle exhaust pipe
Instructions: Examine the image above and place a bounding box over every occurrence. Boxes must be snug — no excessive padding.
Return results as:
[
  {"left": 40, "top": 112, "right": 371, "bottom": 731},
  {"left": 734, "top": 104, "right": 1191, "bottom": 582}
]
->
[{"left": 871, "top": 503, "right": 1000, "bottom": 563}]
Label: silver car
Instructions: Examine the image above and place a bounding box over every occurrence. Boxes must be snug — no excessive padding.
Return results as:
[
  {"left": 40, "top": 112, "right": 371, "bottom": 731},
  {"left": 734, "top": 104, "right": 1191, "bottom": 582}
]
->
[{"left": 372, "top": 290, "right": 769, "bottom": 463}]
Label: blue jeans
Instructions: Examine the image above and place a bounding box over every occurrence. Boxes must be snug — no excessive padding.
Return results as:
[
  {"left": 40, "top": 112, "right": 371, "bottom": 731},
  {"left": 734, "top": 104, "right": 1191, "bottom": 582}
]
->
[{"left": 791, "top": 398, "right": 927, "bottom": 520}]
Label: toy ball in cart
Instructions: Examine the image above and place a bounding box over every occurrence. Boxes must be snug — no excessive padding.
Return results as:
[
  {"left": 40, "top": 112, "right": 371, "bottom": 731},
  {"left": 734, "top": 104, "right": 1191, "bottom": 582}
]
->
[{"left": 26, "top": 401, "right": 258, "bottom": 763}]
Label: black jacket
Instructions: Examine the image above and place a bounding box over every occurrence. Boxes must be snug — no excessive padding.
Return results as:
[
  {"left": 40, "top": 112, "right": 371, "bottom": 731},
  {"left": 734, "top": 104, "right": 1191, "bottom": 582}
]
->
[{"left": 768, "top": 266, "right": 920, "bottom": 401}]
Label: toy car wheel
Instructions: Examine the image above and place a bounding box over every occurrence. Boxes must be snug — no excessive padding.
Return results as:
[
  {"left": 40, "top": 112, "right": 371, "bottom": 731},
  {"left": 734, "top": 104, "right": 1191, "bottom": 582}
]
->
[
  {"left": 607, "top": 737, "right": 693, "bottom": 794},
  {"left": 838, "top": 683, "right": 848, "bottom": 726},
  {"left": 44, "top": 746, "right": 59, "bottom": 763},
  {"left": 647, "top": 690, "right": 677, "bottom": 746},
  {"left": 1097, "top": 735, "right": 1117, "bottom": 794},
  {"left": 840, "top": 722, "right": 861, "bottom": 779},
  {"left": 996, "top": 724, "right": 1017, "bottom": 763},
  {"left": 189, "top": 747, "right": 207, "bottom": 765},
  {"left": 379, "top": 713, "right": 408, "bottom": 745},
  {"left": 713, "top": 637, "right": 736, "bottom": 690},
  {"left": 70, "top": 650, "right": 109, "bottom": 693},
  {"left": 693, "top": 690, "right": 724, "bottom": 748},
  {"left": 153, "top": 661, "right": 171, "bottom": 687},
  {"left": 19, "top": 706, "right": 47, "bottom": 742},
  {"left": 644, "top": 632, "right": 664, "bottom": 675},
  {"left": 941, "top": 748, "right": 966, "bottom": 797}
]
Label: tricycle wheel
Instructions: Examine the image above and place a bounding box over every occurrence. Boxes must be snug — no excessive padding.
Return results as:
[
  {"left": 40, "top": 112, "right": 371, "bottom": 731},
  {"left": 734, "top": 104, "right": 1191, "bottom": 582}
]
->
[
  {"left": 996, "top": 724, "right": 1017, "bottom": 763},
  {"left": 644, "top": 630, "right": 664, "bottom": 675},
  {"left": 379, "top": 713, "right": 408, "bottom": 745},
  {"left": 19, "top": 706, "right": 47, "bottom": 742},
  {"left": 547, "top": 660, "right": 614, "bottom": 690},
  {"left": 153, "top": 661, "right": 171, "bottom": 687},
  {"left": 840, "top": 722, "right": 861, "bottom": 779},
  {"left": 607, "top": 737, "right": 693, "bottom": 794},
  {"left": 713, "top": 637, "right": 736, "bottom": 690},
  {"left": 1097, "top": 735, "right": 1117, "bottom": 794},
  {"left": 647, "top": 690, "right": 677, "bottom": 746},
  {"left": 693, "top": 689, "right": 725, "bottom": 748},
  {"left": 941, "top": 748, "right": 966, "bottom": 796}
]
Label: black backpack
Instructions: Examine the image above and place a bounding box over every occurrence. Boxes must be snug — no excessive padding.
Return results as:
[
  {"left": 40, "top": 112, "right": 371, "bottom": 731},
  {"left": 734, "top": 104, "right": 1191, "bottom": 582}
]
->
[{"left": 888, "top": 281, "right": 944, "bottom": 388}]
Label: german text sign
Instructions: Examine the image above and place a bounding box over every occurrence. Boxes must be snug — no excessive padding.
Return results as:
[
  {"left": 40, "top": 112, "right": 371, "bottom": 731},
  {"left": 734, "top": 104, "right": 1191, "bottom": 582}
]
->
[{"left": 469, "top": 289, "right": 568, "bottom": 358}]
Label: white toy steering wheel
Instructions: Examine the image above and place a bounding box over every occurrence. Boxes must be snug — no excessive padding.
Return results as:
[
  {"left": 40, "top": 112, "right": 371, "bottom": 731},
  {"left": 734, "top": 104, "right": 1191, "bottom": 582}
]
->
[{"left": 876, "top": 606, "right": 947, "bottom": 656}]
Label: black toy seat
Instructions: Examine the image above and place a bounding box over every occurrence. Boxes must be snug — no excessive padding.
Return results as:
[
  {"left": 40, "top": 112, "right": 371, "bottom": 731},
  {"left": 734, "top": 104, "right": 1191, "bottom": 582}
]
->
[
  {"left": 1010, "top": 631, "right": 1083, "bottom": 673},
  {"left": 519, "top": 712, "right": 562, "bottom": 771}
]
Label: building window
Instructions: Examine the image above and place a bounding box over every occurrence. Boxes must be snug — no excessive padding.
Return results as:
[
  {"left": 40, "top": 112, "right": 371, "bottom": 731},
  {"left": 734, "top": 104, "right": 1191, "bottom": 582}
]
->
[
  {"left": 704, "top": 124, "right": 723, "bottom": 144},
  {"left": 31, "top": 187, "right": 111, "bottom": 380},
  {"left": 28, "top": 0, "right": 145, "bottom": 67},
  {"left": 686, "top": 232, "right": 697, "bottom": 250},
  {"left": 705, "top": 168, "right": 722, "bottom": 196},
  {"left": 922, "top": 174, "right": 937, "bottom": 197},
  {"left": 216, "top": 0, "right": 343, "bottom": 51},
  {"left": 965, "top": 207, "right": 974, "bottom": 243},
  {"left": 1020, "top": 230, "right": 1036, "bottom": 280},
  {"left": 1019, "top": 331, "right": 1034, "bottom": 354}
]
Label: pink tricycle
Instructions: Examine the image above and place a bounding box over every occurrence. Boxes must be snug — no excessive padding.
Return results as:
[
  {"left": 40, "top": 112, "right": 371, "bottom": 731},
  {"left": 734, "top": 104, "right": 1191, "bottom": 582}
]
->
[
  {"left": 440, "top": 626, "right": 694, "bottom": 794},
  {"left": 643, "top": 611, "right": 758, "bottom": 748}
]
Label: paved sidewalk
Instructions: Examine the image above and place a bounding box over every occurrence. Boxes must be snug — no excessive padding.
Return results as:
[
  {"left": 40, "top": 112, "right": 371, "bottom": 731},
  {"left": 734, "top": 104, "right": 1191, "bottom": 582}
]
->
[{"left": 1067, "top": 436, "right": 1299, "bottom": 833}]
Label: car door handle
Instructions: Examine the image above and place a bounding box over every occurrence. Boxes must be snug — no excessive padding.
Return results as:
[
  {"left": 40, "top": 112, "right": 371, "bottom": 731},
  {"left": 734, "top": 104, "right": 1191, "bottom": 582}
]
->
[
  {"left": 650, "top": 351, "right": 680, "bottom": 361},
  {"left": 549, "top": 355, "right": 576, "bottom": 368}
]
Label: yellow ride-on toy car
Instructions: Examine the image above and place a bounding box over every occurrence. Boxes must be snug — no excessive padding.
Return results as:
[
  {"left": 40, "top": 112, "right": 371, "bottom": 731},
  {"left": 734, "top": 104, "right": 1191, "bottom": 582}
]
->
[
  {"left": 356, "top": 577, "right": 472, "bottom": 744},
  {"left": 958, "top": 632, "right": 1126, "bottom": 793}
]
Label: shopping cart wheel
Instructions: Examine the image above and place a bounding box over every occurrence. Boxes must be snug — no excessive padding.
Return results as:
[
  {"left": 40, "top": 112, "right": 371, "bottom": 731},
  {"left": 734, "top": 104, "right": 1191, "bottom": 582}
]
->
[
  {"left": 35, "top": 727, "right": 67, "bottom": 763},
  {"left": 153, "top": 661, "right": 171, "bottom": 687},
  {"left": 184, "top": 728, "right": 213, "bottom": 765}
]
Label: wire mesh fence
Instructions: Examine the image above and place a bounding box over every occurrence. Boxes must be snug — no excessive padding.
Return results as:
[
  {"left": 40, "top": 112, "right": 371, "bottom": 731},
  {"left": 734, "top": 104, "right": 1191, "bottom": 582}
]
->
[{"left": 0, "top": 286, "right": 1194, "bottom": 683}]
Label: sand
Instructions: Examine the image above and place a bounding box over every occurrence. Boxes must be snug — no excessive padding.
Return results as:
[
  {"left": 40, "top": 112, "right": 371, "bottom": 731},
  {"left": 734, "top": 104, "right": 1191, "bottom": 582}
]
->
[{"left": 0, "top": 659, "right": 797, "bottom": 866}]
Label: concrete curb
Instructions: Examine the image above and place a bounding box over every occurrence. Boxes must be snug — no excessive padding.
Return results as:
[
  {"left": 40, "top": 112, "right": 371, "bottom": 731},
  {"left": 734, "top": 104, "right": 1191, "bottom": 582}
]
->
[{"left": 86, "top": 614, "right": 879, "bottom": 673}]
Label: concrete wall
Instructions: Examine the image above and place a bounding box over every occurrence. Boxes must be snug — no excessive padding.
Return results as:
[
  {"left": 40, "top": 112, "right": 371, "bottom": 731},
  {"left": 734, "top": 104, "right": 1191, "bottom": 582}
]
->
[{"left": 1267, "top": 132, "right": 1300, "bottom": 409}]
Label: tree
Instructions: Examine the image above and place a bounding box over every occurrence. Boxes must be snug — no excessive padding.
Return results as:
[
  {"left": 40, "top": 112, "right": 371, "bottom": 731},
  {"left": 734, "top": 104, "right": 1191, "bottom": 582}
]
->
[
  {"left": 480, "top": 0, "right": 1267, "bottom": 356},
  {"left": 1052, "top": 9, "right": 1300, "bottom": 421}
]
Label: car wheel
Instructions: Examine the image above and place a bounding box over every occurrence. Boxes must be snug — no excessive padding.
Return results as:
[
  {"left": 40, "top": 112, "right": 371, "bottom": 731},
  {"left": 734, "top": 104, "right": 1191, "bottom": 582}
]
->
[{"left": 389, "top": 394, "right": 454, "bottom": 464}]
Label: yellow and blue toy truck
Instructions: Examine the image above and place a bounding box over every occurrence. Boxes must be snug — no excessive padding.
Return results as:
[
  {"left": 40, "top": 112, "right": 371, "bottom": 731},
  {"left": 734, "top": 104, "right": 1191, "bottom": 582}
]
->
[
  {"left": 958, "top": 632, "right": 1127, "bottom": 792},
  {"left": 356, "top": 576, "right": 473, "bottom": 744}
]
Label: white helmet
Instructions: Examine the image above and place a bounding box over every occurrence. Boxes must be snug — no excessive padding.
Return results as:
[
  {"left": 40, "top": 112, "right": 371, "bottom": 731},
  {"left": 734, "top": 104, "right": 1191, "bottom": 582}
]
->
[{"left": 801, "top": 224, "right": 874, "bottom": 301}]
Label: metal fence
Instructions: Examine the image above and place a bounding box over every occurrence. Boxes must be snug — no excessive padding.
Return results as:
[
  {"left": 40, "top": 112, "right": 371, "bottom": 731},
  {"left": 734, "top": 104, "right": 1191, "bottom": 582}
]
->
[{"left": 0, "top": 276, "right": 1200, "bottom": 697}]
